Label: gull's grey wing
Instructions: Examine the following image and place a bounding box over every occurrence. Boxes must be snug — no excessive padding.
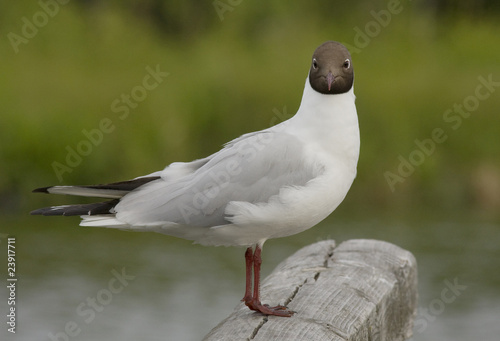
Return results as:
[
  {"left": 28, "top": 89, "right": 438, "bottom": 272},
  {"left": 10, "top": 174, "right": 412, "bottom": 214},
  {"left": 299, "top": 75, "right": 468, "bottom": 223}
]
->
[{"left": 115, "top": 131, "right": 323, "bottom": 227}]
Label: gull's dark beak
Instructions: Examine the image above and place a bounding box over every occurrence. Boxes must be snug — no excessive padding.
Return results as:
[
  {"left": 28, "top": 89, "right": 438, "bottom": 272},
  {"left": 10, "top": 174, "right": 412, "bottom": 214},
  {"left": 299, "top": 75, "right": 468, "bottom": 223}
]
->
[{"left": 327, "top": 72, "right": 335, "bottom": 91}]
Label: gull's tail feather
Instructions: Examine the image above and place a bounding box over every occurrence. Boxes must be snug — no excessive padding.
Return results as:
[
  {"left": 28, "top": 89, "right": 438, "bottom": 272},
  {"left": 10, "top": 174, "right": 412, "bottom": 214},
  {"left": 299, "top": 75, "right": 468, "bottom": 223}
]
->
[
  {"left": 30, "top": 176, "right": 161, "bottom": 217},
  {"left": 80, "top": 215, "right": 129, "bottom": 227}
]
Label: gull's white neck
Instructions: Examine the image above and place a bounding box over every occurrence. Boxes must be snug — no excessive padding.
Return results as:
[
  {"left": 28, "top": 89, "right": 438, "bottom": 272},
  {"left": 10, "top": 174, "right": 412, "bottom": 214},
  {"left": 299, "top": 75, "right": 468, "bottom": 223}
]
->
[{"left": 281, "top": 78, "right": 360, "bottom": 168}]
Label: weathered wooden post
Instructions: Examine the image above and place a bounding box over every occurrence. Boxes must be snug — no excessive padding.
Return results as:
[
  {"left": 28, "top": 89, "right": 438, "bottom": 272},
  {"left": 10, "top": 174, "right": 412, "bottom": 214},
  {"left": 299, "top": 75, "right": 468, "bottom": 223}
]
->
[{"left": 204, "top": 239, "right": 417, "bottom": 341}]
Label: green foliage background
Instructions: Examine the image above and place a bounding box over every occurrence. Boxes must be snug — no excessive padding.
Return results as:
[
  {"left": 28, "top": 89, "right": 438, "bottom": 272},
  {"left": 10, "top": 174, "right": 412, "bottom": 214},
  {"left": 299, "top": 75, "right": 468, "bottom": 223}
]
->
[{"left": 1, "top": 0, "right": 499, "bottom": 221}]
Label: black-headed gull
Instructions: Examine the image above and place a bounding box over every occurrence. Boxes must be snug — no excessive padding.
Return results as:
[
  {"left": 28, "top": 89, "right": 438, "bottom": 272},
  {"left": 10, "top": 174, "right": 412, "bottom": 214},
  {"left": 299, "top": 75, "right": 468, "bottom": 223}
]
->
[{"left": 31, "top": 41, "right": 359, "bottom": 317}]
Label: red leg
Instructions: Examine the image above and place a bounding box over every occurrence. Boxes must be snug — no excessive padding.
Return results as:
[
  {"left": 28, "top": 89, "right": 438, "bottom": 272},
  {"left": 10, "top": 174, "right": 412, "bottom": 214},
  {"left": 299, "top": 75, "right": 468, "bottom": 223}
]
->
[
  {"left": 252, "top": 245, "right": 263, "bottom": 303},
  {"left": 243, "top": 245, "right": 295, "bottom": 317},
  {"left": 242, "top": 247, "right": 253, "bottom": 303}
]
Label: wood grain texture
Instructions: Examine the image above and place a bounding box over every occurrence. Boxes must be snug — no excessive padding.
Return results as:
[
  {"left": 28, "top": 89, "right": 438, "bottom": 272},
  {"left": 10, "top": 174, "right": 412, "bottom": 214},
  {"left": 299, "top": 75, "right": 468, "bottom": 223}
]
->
[{"left": 203, "top": 239, "right": 417, "bottom": 341}]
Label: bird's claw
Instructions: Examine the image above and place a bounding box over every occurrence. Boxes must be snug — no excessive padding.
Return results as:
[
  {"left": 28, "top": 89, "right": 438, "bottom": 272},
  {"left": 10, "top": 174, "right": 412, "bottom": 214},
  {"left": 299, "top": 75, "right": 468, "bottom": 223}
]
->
[{"left": 245, "top": 299, "right": 295, "bottom": 317}]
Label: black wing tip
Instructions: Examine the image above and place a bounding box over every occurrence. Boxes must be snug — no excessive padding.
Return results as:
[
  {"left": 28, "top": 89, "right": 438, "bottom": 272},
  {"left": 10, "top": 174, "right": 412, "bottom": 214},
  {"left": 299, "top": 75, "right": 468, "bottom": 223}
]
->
[
  {"left": 32, "top": 187, "right": 51, "bottom": 194},
  {"left": 30, "top": 209, "right": 42, "bottom": 215},
  {"left": 30, "top": 176, "right": 161, "bottom": 195},
  {"left": 30, "top": 207, "right": 57, "bottom": 216},
  {"left": 30, "top": 206, "right": 80, "bottom": 216},
  {"left": 30, "top": 199, "right": 120, "bottom": 217}
]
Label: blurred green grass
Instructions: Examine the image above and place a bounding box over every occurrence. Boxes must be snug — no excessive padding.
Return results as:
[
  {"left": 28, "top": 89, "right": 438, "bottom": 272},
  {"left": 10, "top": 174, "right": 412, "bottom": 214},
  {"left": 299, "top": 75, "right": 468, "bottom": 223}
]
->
[{"left": 1, "top": 1, "right": 499, "bottom": 221}]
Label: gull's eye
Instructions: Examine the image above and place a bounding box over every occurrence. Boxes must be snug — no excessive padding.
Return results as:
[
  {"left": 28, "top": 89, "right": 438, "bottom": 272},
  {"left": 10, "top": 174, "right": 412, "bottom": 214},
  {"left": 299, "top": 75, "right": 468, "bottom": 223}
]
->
[
  {"left": 343, "top": 59, "right": 351, "bottom": 69},
  {"left": 312, "top": 58, "right": 318, "bottom": 70}
]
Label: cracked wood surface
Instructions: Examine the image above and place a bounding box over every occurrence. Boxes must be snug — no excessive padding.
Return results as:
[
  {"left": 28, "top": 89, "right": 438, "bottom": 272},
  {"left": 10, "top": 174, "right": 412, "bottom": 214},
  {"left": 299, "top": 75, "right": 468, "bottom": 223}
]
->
[{"left": 203, "top": 239, "right": 417, "bottom": 341}]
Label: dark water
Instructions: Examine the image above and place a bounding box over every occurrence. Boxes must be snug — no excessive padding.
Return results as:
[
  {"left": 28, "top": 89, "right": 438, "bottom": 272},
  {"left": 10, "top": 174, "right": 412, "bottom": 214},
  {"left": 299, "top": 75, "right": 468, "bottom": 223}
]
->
[{"left": 1, "top": 214, "right": 499, "bottom": 340}]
